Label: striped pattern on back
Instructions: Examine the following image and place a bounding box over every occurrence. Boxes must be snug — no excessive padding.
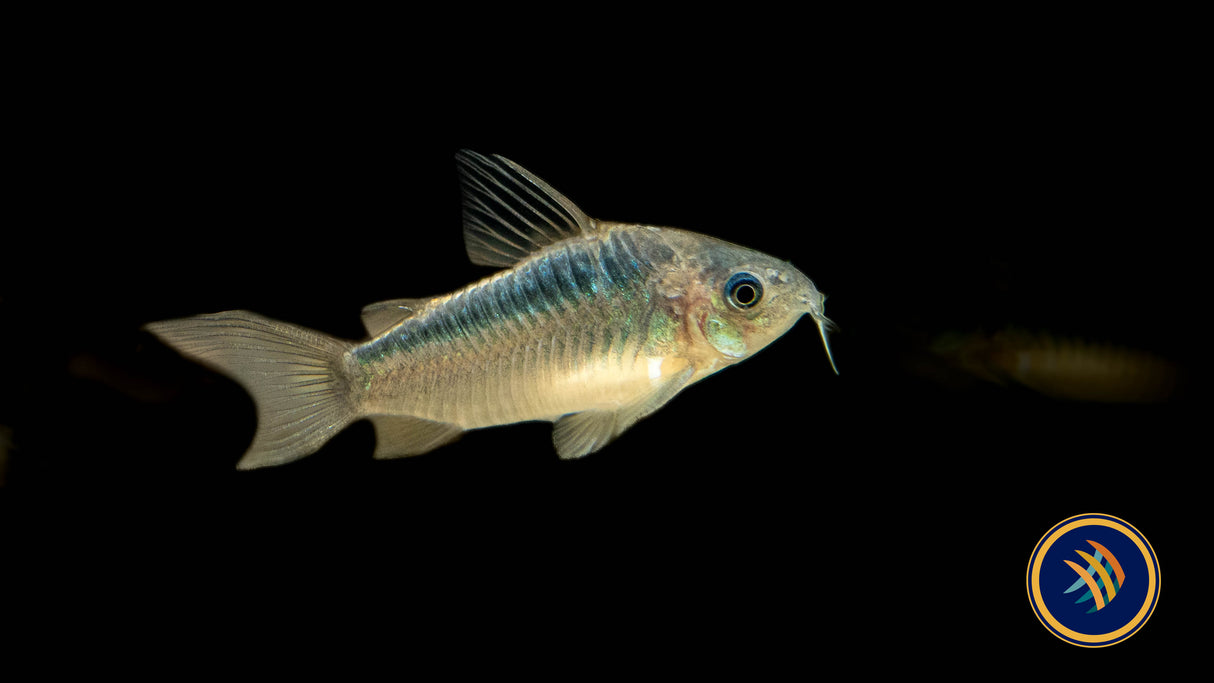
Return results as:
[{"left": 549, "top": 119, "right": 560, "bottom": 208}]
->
[{"left": 354, "top": 227, "right": 676, "bottom": 428}]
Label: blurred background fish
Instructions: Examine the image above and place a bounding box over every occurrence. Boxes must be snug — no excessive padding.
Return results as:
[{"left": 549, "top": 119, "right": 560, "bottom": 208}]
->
[{"left": 921, "top": 328, "right": 1181, "bottom": 404}]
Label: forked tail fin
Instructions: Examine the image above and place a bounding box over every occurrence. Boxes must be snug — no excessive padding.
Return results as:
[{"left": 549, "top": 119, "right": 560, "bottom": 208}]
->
[{"left": 145, "top": 311, "right": 357, "bottom": 469}]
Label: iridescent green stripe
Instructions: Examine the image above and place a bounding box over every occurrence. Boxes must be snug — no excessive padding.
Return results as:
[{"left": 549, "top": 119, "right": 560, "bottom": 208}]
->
[{"left": 355, "top": 229, "right": 660, "bottom": 383}]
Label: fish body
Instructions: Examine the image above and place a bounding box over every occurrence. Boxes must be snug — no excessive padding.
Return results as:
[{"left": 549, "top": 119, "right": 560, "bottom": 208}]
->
[{"left": 147, "top": 151, "right": 836, "bottom": 469}]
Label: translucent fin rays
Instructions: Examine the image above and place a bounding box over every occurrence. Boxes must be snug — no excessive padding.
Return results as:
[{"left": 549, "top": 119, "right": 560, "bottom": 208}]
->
[{"left": 456, "top": 150, "right": 596, "bottom": 268}]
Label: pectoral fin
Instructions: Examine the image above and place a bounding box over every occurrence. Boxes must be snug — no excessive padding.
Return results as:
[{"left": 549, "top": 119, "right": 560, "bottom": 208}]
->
[
  {"left": 369, "top": 415, "right": 464, "bottom": 459},
  {"left": 553, "top": 363, "right": 695, "bottom": 459}
]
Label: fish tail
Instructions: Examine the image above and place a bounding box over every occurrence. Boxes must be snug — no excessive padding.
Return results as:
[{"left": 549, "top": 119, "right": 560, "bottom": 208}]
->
[{"left": 145, "top": 311, "right": 358, "bottom": 469}]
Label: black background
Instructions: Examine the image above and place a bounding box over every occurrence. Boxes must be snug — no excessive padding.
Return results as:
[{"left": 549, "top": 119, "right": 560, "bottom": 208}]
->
[{"left": 3, "top": 8, "right": 1202, "bottom": 675}]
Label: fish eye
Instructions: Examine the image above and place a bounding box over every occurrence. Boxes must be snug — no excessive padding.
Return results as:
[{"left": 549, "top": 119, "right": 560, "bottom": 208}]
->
[{"left": 725, "top": 272, "right": 763, "bottom": 309}]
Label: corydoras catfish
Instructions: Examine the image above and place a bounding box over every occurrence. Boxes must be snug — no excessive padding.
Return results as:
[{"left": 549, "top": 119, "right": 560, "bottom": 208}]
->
[{"left": 147, "top": 151, "right": 838, "bottom": 469}]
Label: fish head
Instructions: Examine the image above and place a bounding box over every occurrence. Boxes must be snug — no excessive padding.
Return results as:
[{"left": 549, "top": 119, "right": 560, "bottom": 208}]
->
[{"left": 680, "top": 237, "right": 838, "bottom": 374}]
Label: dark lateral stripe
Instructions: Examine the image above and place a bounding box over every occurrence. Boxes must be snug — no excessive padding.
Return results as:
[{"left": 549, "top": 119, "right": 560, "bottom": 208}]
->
[
  {"left": 548, "top": 247, "right": 582, "bottom": 309},
  {"left": 569, "top": 246, "right": 600, "bottom": 301},
  {"left": 533, "top": 255, "right": 566, "bottom": 312}
]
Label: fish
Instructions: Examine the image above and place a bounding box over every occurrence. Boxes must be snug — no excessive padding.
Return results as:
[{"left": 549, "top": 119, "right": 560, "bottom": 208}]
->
[
  {"left": 926, "top": 327, "right": 1179, "bottom": 403},
  {"left": 146, "top": 151, "right": 837, "bottom": 469}
]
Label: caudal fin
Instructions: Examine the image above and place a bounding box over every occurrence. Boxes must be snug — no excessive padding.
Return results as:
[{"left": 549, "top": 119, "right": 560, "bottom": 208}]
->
[{"left": 145, "top": 311, "right": 357, "bottom": 469}]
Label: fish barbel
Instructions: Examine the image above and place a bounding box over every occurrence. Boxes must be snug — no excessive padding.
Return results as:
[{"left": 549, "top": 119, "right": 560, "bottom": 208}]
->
[{"left": 147, "top": 151, "right": 837, "bottom": 469}]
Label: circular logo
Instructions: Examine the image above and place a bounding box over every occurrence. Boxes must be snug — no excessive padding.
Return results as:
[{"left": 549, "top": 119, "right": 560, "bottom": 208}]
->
[{"left": 1026, "top": 513, "right": 1160, "bottom": 647}]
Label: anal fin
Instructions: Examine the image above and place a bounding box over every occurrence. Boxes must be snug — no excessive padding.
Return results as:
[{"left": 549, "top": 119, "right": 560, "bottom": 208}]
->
[{"left": 369, "top": 415, "right": 464, "bottom": 459}]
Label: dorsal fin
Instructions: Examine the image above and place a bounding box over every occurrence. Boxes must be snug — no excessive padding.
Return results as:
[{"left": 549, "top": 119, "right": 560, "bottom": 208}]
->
[
  {"left": 361, "top": 298, "right": 427, "bottom": 336},
  {"left": 456, "top": 150, "right": 598, "bottom": 268}
]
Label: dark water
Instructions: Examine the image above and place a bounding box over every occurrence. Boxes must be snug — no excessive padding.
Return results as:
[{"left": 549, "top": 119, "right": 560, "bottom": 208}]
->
[{"left": 3, "top": 20, "right": 1201, "bottom": 674}]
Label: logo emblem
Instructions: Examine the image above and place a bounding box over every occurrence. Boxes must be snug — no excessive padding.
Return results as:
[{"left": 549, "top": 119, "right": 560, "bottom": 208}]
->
[{"left": 1027, "top": 513, "right": 1160, "bottom": 647}]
